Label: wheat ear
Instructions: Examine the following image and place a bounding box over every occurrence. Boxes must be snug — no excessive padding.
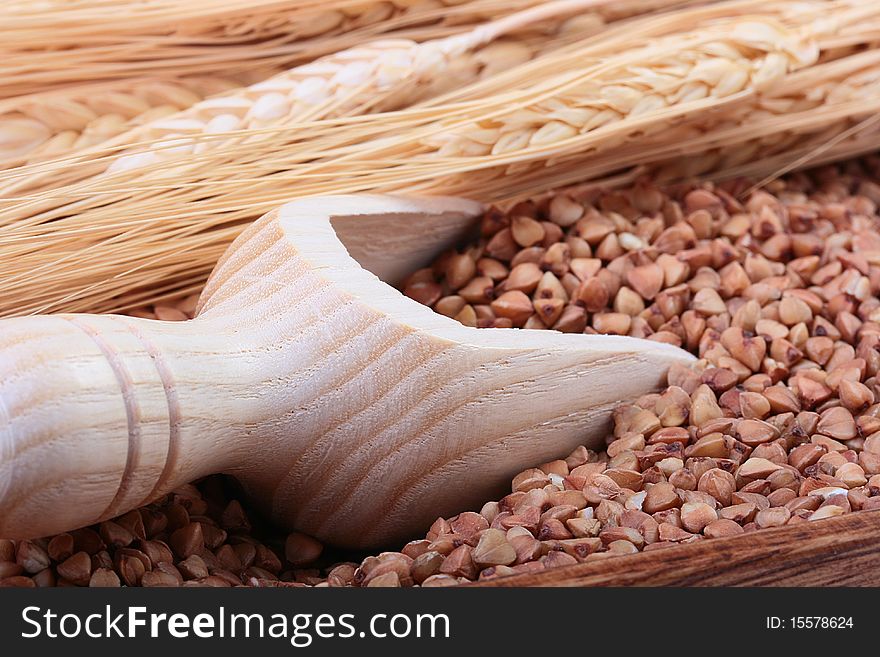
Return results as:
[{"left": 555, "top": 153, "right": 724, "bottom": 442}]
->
[
  {"left": 0, "top": 0, "right": 561, "bottom": 98},
  {"left": 0, "top": 1, "right": 872, "bottom": 316},
  {"left": 0, "top": 0, "right": 646, "bottom": 196}
]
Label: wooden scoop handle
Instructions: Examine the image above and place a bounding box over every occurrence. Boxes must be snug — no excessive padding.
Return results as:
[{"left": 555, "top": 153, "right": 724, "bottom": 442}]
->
[
  {"left": 0, "top": 195, "right": 692, "bottom": 547},
  {"left": 0, "top": 312, "right": 222, "bottom": 536},
  {"left": 0, "top": 199, "right": 367, "bottom": 539}
]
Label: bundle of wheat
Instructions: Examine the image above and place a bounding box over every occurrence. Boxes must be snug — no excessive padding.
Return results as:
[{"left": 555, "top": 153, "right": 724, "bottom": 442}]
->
[
  {"left": 651, "top": 51, "right": 880, "bottom": 184},
  {"left": 1, "top": 0, "right": 803, "bottom": 191},
  {"left": 439, "top": 45, "right": 880, "bottom": 200},
  {"left": 0, "top": 0, "right": 692, "bottom": 189},
  {"left": 54, "top": 0, "right": 606, "bottom": 183},
  {"left": 0, "top": 0, "right": 558, "bottom": 98},
  {"left": 0, "top": 0, "right": 582, "bottom": 169},
  {"left": 0, "top": 70, "right": 285, "bottom": 169},
  {"left": 1, "top": 0, "right": 877, "bottom": 318}
]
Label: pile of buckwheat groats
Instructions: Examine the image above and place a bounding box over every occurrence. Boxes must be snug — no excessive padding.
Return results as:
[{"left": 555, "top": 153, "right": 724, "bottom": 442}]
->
[
  {"left": 5, "top": 157, "right": 880, "bottom": 587},
  {"left": 0, "top": 473, "right": 335, "bottom": 588}
]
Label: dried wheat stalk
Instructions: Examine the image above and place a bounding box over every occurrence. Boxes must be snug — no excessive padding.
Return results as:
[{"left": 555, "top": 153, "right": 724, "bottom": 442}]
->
[
  {"left": 0, "top": 0, "right": 692, "bottom": 168},
  {"left": 426, "top": 26, "right": 814, "bottom": 160},
  {"left": 0, "top": 70, "right": 283, "bottom": 169},
  {"left": 651, "top": 52, "right": 880, "bottom": 182},
  {"left": 0, "top": 0, "right": 555, "bottom": 165},
  {"left": 413, "top": 0, "right": 880, "bottom": 159},
  {"left": 444, "top": 99, "right": 880, "bottom": 208},
  {"left": 0, "top": 0, "right": 572, "bottom": 99},
  {"left": 0, "top": 0, "right": 661, "bottom": 196},
  {"left": 253, "top": 0, "right": 877, "bottom": 199},
  {"left": 437, "top": 38, "right": 880, "bottom": 199},
  {"left": 99, "top": 2, "right": 598, "bottom": 176},
  {"left": 0, "top": 1, "right": 875, "bottom": 317}
]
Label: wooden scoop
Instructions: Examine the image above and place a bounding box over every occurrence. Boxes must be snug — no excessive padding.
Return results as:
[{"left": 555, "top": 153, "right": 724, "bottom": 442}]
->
[{"left": 0, "top": 195, "right": 693, "bottom": 548}]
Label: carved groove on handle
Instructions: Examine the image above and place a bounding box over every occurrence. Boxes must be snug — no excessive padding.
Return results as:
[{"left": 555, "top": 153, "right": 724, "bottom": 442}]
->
[
  {"left": 63, "top": 316, "right": 142, "bottom": 519},
  {"left": 112, "top": 315, "right": 182, "bottom": 503},
  {"left": 0, "top": 390, "right": 11, "bottom": 511}
]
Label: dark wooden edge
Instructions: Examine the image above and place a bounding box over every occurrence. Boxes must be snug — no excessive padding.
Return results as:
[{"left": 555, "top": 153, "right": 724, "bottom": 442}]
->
[{"left": 469, "top": 509, "right": 880, "bottom": 586}]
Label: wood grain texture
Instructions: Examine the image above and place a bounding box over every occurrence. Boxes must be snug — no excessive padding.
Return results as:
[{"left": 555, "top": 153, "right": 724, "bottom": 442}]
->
[
  {"left": 0, "top": 195, "right": 693, "bottom": 548},
  {"left": 473, "top": 510, "right": 880, "bottom": 587}
]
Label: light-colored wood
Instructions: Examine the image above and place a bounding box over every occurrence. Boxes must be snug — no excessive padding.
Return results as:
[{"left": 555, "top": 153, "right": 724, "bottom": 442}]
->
[{"left": 0, "top": 195, "right": 693, "bottom": 548}]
